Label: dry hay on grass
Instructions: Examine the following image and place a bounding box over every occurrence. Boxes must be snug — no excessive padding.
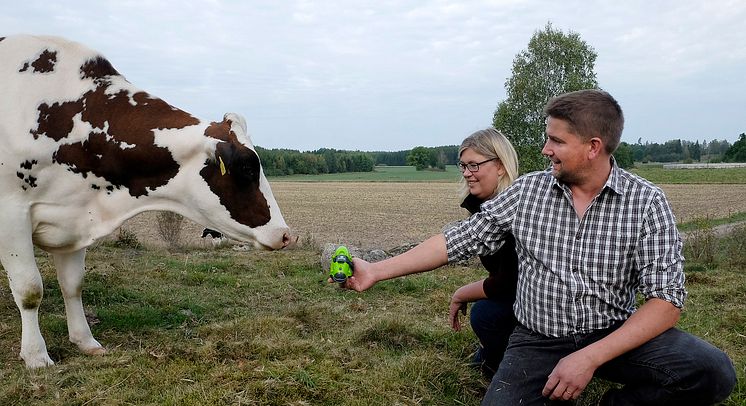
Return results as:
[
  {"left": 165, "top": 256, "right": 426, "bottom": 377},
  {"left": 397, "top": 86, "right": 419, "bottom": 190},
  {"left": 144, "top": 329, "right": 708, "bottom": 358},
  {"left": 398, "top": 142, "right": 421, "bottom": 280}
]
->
[{"left": 116, "top": 182, "right": 746, "bottom": 251}]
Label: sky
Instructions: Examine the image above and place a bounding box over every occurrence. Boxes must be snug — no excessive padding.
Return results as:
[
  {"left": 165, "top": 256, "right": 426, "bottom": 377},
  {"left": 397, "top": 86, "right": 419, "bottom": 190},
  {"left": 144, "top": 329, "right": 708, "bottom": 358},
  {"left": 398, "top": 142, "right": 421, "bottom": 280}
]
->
[{"left": 2, "top": 1, "right": 744, "bottom": 151}]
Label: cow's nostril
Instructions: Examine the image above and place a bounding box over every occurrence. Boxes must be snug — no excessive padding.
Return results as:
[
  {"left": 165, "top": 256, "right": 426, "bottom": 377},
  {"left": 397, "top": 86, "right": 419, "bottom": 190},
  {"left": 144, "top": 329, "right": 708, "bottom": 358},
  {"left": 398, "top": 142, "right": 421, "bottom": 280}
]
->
[{"left": 282, "top": 232, "right": 297, "bottom": 248}]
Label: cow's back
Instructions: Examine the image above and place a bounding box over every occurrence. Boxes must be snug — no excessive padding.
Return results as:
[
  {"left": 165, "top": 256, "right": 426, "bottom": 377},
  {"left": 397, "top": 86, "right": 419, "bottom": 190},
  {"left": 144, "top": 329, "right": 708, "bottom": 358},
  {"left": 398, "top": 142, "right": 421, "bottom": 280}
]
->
[
  {"left": 1, "top": 35, "right": 100, "bottom": 141},
  {"left": 0, "top": 35, "right": 201, "bottom": 251},
  {"left": 0, "top": 35, "right": 201, "bottom": 192}
]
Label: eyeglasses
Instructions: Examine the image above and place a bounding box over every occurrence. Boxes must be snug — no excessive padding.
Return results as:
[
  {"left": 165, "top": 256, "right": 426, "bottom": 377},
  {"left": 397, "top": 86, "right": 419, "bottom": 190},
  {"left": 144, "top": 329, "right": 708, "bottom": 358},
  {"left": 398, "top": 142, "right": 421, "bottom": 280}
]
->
[{"left": 457, "top": 158, "right": 497, "bottom": 173}]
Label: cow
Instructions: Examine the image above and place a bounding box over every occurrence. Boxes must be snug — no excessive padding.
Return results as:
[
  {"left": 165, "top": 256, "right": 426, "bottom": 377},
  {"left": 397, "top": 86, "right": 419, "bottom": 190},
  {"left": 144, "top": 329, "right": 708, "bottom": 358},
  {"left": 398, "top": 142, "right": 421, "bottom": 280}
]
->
[
  {"left": 201, "top": 228, "right": 224, "bottom": 240},
  {"left": 0, "top": 35, "right": 295, "bottom": 368},
  {"left": 201, "top": 227, "right": 226, "bottom": 247}
]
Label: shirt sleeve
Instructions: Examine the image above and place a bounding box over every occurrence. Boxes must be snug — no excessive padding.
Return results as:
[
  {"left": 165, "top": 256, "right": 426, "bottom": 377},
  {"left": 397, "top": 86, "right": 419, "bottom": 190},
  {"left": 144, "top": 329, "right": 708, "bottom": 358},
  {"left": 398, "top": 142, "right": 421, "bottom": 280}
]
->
[
  {"left": 443, "top": 181, "right": 519, "bottom": 263},
  {"left": 636, "top": 191, "right": 687, "bottom": 308}
]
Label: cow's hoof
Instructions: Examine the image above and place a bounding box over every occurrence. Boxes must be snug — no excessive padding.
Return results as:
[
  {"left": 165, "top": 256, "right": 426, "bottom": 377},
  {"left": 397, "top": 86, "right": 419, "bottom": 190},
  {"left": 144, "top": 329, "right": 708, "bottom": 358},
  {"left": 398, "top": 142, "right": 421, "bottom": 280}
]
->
[
  {"left": 73, "top": 336, "right": 106, "bottom": 356},
  {"left": 83, "top": 346, "right": 107, "bottom": 356},
  {"left": 21, "top": 352, "right": 55, "bottom": 369}
]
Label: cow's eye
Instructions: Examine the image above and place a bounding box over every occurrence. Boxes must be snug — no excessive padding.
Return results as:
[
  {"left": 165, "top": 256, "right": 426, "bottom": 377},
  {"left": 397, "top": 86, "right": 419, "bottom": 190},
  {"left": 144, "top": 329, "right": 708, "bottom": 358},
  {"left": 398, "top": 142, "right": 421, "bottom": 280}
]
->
[{"left": 231, "top": 156, "right": 257, "bottom": 182}]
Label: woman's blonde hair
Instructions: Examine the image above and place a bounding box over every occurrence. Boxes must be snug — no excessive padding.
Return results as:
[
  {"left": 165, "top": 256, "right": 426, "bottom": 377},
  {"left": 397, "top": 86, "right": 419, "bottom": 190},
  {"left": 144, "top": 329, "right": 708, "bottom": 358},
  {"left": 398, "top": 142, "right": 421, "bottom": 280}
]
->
[{"left": 458, "top": 128, "right": 519, "bottom": 201}]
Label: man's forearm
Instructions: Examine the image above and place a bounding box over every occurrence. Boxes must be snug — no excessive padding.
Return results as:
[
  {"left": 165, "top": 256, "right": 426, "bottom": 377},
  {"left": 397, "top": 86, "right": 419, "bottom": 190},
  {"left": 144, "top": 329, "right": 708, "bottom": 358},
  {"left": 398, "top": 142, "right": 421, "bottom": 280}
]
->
[
  {"left": 370, "top": 234, "right": 449, "bottom": 282},
  {"left": 580, "top": 298, "right": 681, "bottom": 367}
]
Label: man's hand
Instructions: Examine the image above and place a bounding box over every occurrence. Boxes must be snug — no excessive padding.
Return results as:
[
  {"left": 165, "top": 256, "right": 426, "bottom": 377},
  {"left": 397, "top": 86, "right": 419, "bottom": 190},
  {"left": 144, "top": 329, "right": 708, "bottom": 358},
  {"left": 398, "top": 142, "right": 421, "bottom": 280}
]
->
[
  {"left": 338, "top": 258, "right": 377, "bottom": 292},
  {"left": 541, "top": 299, "right": 682, "bottom": 401},
  {"left": 542, "top": 349, "right": 598, "bottom": 401}
]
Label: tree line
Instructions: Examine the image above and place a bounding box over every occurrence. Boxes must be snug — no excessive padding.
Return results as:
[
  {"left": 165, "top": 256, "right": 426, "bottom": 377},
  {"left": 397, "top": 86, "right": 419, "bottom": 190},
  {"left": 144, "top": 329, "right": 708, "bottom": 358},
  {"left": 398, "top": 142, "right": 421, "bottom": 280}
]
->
[
  {"left": 256, "top": 147, "right": 375, "bottom": 176},
  {"left": 627, "top": 137, "right": 741, "bottom": 163},
  {"left": 255, "top": 136, "right": 741, "bottom": 177},
  {"left": 255, "top": 145, "right": 460, "bottom": 176}
]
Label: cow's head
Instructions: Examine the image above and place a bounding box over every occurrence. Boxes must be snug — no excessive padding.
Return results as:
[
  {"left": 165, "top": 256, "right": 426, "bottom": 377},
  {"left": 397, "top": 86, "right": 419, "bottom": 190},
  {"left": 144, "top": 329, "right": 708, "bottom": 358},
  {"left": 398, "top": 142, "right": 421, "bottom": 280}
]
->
[{"left": 199, "top": 113, "right": 294, "bottom": 249}]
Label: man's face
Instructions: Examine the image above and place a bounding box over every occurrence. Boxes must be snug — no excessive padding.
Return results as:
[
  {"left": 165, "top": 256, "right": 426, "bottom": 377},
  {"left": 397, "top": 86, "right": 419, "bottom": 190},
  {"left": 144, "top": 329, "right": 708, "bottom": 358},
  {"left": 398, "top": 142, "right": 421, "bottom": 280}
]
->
[{"left": 541, "top": 117, "right": 590, "bottom": 185}]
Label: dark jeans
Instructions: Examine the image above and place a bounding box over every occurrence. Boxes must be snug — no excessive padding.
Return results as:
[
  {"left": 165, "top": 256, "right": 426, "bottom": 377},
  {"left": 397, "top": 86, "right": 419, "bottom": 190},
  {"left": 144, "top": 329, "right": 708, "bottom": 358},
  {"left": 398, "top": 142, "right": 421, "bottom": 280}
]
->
[
  {"left": 470, "top": 298, "right": 518, "bottom": 374},
  {"left": 482, "top": 324, "right": 736, "bottom": 406}
]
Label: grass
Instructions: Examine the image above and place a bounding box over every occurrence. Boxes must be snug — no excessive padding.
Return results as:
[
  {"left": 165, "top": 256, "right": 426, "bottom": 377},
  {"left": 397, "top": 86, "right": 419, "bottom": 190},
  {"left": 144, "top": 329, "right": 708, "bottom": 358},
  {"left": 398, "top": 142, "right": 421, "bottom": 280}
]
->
[
  {"left": 678, "top": 212, "right": 746, "bottom": 232},
  {"left": 631, "top": 165, "right": 746, "bottom": 184},
  {"left": 268, "top": 164, "right": 746, "bottom": 184},
  {"left": 0, "top": 245, "right": 484, "bottom": 405},
  {"left": 1, "top": 227, "right": 744, "bottom": 405}
]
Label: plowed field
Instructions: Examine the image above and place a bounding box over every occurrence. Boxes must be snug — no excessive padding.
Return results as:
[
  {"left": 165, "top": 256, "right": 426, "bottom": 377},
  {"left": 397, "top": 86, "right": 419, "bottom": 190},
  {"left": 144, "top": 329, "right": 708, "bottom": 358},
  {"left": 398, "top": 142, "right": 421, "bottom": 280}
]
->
[{"left": 123, "top": 183, "right": 746, "bottom": 250}]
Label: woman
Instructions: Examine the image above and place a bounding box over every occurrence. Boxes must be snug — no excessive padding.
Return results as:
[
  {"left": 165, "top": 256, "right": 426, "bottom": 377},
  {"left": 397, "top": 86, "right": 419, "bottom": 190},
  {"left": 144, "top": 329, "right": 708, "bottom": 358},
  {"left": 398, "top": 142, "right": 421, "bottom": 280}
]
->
[{"left": 448, "top": 128, "right": 519, "bottom": 378}]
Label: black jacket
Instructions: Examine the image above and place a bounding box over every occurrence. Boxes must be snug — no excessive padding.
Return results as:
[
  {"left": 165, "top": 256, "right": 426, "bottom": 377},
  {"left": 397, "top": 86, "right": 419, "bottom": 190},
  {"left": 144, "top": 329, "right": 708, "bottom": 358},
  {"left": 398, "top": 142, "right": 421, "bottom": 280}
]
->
[{"left": 460, "top": 194, "right": 518, "bottom": 302}]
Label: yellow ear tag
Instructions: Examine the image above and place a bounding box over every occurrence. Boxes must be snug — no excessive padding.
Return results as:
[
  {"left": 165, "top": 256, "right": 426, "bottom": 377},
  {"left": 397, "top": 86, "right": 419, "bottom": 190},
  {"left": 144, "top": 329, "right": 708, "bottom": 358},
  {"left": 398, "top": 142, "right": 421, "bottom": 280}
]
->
[{"left": 219, "top": 156, "right": 227, "bottom": 176}]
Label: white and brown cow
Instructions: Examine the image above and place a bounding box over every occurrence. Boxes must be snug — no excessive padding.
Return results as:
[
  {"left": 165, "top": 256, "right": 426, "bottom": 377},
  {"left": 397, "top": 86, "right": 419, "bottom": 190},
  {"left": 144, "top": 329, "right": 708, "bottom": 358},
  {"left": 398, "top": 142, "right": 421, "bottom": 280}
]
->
[{"left": 0, "top": 35, "right": 294, "bottom": 368}]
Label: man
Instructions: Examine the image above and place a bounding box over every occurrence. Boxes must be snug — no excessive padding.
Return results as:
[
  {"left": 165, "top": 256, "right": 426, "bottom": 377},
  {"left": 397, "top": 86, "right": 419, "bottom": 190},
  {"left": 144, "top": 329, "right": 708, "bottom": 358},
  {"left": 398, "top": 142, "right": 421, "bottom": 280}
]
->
[{"left": 344, "top": 90, "right": 736, "bottom": 405}]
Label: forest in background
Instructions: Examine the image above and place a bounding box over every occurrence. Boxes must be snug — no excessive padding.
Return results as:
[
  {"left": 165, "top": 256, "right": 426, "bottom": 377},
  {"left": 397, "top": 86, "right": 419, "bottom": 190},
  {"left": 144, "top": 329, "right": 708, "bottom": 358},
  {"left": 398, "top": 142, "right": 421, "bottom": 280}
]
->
[{"left": 257, "top": 136, "right": 744, "bottom": 176}]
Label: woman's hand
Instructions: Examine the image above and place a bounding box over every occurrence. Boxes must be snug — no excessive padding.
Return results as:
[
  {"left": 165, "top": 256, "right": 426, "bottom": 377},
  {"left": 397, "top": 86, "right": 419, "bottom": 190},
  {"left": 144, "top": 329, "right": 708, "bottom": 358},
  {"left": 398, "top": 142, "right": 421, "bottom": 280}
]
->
[
  {"left": 449, "top": 296, "right": 468, "bottom": 331},
  {"left": 447, "top": 280, "right": 488, "bottom": 331}
]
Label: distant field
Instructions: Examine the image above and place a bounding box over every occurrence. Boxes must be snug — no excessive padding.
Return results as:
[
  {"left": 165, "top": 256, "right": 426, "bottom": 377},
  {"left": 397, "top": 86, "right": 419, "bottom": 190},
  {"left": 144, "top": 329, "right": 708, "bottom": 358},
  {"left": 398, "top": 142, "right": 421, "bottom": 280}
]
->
[
  {"left": 269, "top": 165, "right": 462, "bottom": 182},
  {"left": 269, "top": 165, "right": 746, "bottom": 184},
  {"left": 631, "top": 165, "right": 746, "bottom": 184}
]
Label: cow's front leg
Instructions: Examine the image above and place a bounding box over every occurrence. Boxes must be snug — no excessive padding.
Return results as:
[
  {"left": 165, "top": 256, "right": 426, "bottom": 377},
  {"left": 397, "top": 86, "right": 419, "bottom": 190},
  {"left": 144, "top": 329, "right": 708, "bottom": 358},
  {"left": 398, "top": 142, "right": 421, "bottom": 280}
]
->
[
  {"left": 2, "top": 246, "right": 54, "bottom": 368},
  {"left": 53, "top": 249, "right": 105, "bottom": 356}
]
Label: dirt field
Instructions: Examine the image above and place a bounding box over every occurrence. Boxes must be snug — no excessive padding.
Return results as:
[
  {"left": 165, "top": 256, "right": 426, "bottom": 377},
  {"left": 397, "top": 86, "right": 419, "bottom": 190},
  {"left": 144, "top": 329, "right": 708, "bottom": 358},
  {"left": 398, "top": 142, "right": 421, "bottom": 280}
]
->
[{"left": 122, "top": 182, "right": 746, "bottom": 251}]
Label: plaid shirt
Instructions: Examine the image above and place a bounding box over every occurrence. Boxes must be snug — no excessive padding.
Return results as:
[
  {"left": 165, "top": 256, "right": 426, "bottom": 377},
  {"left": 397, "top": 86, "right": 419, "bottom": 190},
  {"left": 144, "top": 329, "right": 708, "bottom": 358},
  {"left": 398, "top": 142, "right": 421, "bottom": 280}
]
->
[{"left": 444, "top": 160, "right": 686, "bottom": 337}]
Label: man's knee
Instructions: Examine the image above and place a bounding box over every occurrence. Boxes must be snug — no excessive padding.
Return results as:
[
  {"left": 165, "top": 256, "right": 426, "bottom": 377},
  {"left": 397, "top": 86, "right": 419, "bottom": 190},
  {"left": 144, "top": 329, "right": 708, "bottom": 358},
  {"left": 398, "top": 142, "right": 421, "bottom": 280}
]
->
[
  {"left": 666, "top": 333, "right": 737, "bottom": 404},
  {"left": 691, "top": 345, "right": 737, "bottom": 403}
]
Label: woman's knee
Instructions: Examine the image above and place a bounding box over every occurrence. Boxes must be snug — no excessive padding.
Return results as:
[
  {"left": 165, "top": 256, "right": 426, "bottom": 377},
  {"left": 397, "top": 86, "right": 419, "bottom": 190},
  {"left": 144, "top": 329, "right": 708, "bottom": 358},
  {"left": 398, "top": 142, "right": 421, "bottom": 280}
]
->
[{"left": 470, "top": 299, "right": 513, "bottom": 326}]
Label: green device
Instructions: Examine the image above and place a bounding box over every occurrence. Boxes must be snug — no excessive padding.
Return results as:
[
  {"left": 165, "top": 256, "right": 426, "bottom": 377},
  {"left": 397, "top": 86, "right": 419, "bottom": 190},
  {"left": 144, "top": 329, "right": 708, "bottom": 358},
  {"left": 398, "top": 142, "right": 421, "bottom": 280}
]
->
[{"left": 330, "top": 246, "right": 354, "bottom": 283}]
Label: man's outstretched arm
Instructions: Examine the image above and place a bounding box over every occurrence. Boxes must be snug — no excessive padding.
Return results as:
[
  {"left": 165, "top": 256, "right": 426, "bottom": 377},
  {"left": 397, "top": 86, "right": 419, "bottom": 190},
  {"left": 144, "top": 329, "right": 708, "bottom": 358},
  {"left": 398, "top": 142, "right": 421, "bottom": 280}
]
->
[{"left": 343, "top": 234, "right": 449, "bottom": 292}]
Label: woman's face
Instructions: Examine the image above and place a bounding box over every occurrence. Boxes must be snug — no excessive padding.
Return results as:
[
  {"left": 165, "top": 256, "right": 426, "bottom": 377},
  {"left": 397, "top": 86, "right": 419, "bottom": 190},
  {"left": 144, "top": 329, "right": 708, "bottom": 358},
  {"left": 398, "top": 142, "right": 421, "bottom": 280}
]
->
[{"left": 460, "top": 148, "right": 505, "bottom": 201}]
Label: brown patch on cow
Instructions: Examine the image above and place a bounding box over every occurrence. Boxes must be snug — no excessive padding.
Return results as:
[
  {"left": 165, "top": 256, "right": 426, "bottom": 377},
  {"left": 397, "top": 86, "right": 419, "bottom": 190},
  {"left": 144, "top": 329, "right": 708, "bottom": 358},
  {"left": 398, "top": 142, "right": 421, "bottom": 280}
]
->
[
  {"left": 19, "top": 49, "right": 57, "bottom": 73},
  {"left": 17, "top": 160, "right": 40, "bottom": 190},
  {"left": 55, "top": 130, "right": 180, "bottom": 197},
  {"left": 17, "top": 167, "right": 39, "bottom": 189},
  {"left": 20, "top": 160, "right": 38, "bottom": 170},
  {"left": 30, "top": 99, "right": 85, "bottom": 141},
  {"left": 31, "top": 56, "right": 201, "bottom": 197},
  {"left": 204, "top": 120, "right": 233, "bottom": 142},
  {"left": 80, "top": 56, "right": 120, "bottom": 80}
]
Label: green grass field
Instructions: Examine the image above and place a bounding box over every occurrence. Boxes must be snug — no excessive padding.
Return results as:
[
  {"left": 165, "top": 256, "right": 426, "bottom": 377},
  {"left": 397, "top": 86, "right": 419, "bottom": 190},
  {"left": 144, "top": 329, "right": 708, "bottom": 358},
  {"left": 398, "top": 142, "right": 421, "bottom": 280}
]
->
[
  {"left": 1, "top": 225, "right": 744, "bottom": 405},
  {"left": 631, "top": 165, "right": 746, "bottom": 184},
  {"left": 269, "top": 164, "right": 746, "bottom": 184},
  {"left": 269, "top": 165, "right": 464, "bottom": 182}
]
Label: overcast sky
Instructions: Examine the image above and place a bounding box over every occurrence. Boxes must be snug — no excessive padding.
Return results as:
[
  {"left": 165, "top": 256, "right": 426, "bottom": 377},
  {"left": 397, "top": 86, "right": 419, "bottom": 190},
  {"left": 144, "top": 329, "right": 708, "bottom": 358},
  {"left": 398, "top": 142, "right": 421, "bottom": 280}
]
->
[{"left": 3, "top": 1, "right": 744, "bottom": 151}]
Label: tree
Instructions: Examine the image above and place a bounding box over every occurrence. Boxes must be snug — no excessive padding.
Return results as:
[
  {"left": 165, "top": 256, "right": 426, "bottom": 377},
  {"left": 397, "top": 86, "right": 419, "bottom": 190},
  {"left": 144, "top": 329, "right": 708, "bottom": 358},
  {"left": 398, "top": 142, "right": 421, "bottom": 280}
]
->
[
  {"left": 724, "top": 133, "right": 746, "bottom": 162},
  {"left": 406, "top": 146, "right": 433, "bottom": 170},
  {"left": 690, "top": 140, "right": 702, "bottom": 162},
  {"left": 614, "top": 142, "right": 634, "bottom": 169},
  {"left": 493, "top": 22, "right": 598, "bottom": 173}
]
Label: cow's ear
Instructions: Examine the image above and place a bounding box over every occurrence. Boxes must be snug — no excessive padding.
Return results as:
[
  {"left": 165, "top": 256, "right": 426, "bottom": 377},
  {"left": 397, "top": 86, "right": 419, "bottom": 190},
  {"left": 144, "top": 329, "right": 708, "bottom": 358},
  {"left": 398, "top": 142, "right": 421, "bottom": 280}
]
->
[
  {"left": 215, "top": 141, "right": 236, "bottom": 176},
  {"left": 223, "top": 113, "right": 247, "bottom": 136}
]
